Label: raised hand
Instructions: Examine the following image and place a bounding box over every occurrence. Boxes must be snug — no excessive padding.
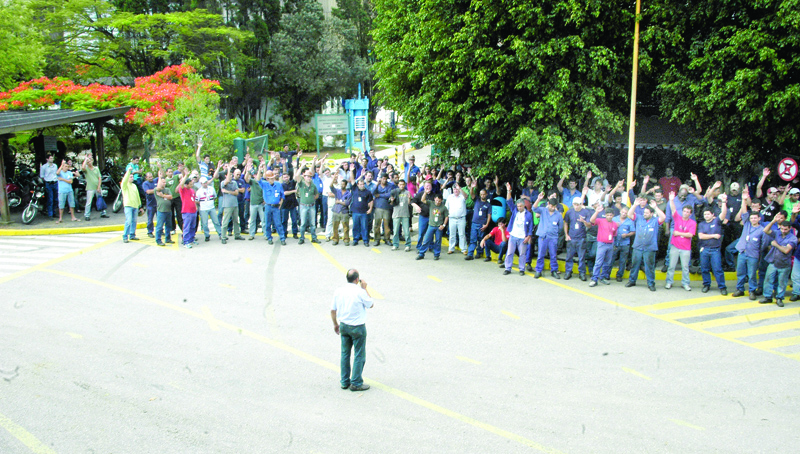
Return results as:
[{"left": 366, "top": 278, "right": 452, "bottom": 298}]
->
[
  {"left": 668, "top": 191, "right": 675, "bottom": 201},
  {"left": 691, "top": 172, "right": 698, "bottom": 181},
  {"left": 763, "top": 167, "right": 771, "bottom": 177},
  {"left": 718, "top": 193, "right": 728, "bottom": 204}
]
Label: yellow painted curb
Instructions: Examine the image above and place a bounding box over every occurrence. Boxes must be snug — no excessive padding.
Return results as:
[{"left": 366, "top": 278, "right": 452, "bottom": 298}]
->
[{"left": 0, "top": 222, "right": 146, "bottom": 236}]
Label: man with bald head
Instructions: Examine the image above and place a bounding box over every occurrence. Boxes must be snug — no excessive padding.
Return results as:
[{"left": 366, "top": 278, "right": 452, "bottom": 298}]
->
[{"left": 261, "top": 168, "right": 286, "bottom": 245}]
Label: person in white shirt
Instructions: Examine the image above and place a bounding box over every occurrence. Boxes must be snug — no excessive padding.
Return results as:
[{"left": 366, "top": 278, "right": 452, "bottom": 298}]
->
[
  {"left": 330, "top": 269, "right": 375, "bottom": 392},
  {"left": 196, "top": 177, "right": 222, "bottom": 242},
  {"left": 40, "top": 154, "right": 58, "bottom": 217},
  {"left": 444, "top": 182, "right": 468, "bottom": 254}
]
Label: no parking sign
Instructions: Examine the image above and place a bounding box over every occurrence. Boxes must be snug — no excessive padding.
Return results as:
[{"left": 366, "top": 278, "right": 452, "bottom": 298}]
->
[{"left": 778, "top": 157, "right": 798, "bottom": 182}]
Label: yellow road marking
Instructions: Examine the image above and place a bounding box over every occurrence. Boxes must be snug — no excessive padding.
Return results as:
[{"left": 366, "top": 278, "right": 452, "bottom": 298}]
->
[
  {"left": 132, "top": 263, "right": 148, "bottom": 268},
  {"left": 540, "top": 279, "right": 628, "bottom": 308},
  {"left": 427, "top": 275, "right": 441, "bottom": 282},
  {"left": 501, "top": 310, "right": 520, "bottom": 320},
  {"left": 750, "top": 335, "right": 800, "bottom": 349},
  {"left": 39, "top": 269, "right": 562, "bottom": 454},
  {"left": 200, "top": 306, "right": 221, "bottom": 331},
  {"left": 371, "top": 248, "right": 381, "bottom": 253},
  {"left": 669, "top": 419, "right": 705, "bottom": 431},
  {"left": 311, "top": 242, "right": 384, "bottom": 299},
  {"left": 0, "top": 235, "right": 120, "bottom": 285},
  {"left": 719, "top": 320, "right": 800, "bottom": 339},
  {"left": 219, "top": 283, "right": 236, "bottom": 289},
  {"left": 639, "top": 295, "right": 731, "bottom": 312},
  {"left": 0, "top": 410, "right": 57, "bottom": 454},
  {"left": 622, "top": 367, "right": 651, "bottom": 380},
  {"left": 245, "top": 257, "right": 253, "bottom": 264},
  {"left": 787, "top": 352, "right": 800, "bottom": 360},
  {"left": 660, "top": 302, "right": 762, "bottom": 320},
  {"left": 690, "top": 308, "right": 800, "bottom": 329},
  {"left": 456, "top": 356, "right": 482, "bottom": 365},
  {"left": 65, "top": 332, "right": 83, "bottom": 339}
]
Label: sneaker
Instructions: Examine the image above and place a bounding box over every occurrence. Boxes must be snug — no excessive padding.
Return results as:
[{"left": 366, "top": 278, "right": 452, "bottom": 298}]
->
[
  {"left": 661, "top": 264, "right": 668, "bottom": 273},
  {"left": 129, "top": 236, "right": 140, "bottom": 241},
  {"left": 682, "top": 284, "right": 692, "bottom": 291},
  {"left": 364, "top": 242, "right": 370, "bottom": 247},
  {"left": 776, "top": 299, "right": 785, "bottom": 307},
  {"left": 100, "top": 214, "right": 109, "bottom": 218},
  {"left": 184, "top": 243, "right": 193, "bottom": 249},
  {"left": 392, "top": 246, "right": 398, "bottom": 250},
  {"left": 350, "top": 384, "right": 370, "bottom": 392},
  {"left": 404, "top": 246, "right": 410, "bottom": 252},
  {"left": 352, "top": 241, "right": 359, "bottom": 246},
  {"left": 589, "top": 280, "right": 597, "bottom": 287},
  {"left": 122, "top": 238, "right": 129, "bottom": 243},
  {"left": 600, "top": 279, "right": 611, "bottom": 285},
  {"left": 665, "top": 283, "right": 672, "bottom": 289},
  {"left": 749, "top": 293, "right": 756, "bottom": 300},
  {"left": 156, "top": 242, "right": 165, "bottom": 246}
]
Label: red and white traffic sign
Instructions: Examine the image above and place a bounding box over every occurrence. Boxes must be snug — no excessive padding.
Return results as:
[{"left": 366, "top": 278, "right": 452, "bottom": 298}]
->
[{"left": 778, "top": 157, "right": 798, "bottom": 182}]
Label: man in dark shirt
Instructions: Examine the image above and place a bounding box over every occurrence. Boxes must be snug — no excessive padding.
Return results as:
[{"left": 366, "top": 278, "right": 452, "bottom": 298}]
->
[
  {"left": 281, "top": 172, "right": 299, "bottom": 239},
  {"left": 412, "top": 181, "right": 433, "bottom": 253},
  {"left": 466, "top": 187, "right": 492, "bottom": 260},
  {"left": 349, "top": 179, "right": 374, "bottom": 246}
]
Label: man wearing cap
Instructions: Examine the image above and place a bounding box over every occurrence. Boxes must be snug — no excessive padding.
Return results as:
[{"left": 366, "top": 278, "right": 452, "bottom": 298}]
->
[
  {"left": 244, "top": 164, "right": 265, "bottom": 240},
  {"left": 589, "top": 206, "right": 619, "bottom": 286},
  {"left": 260, "top": 169, "right": 286, "bottom": 245},
  {"left": 294, "top": 166, "right": 320, "bottom": 244},
  {"left": 760, "top": 218, "right": 796, "bottom": 307},
  {"left": 625, "top": 198, "right": 666, "bottom": 291},
  {"left": 563, "top": 197, "right": 591, "bottom": 280},
  {"left": 783, "top": 187, "right": 800, "bottom": 217},
  {"left": 530, "top": 189, "right": 563, "bottom": 279},
  {"left": 665, "top": 191, "right": 698, "bottom": 291},
  {"left": 196, "top": 175, "right": 222, "bottom": 242}
]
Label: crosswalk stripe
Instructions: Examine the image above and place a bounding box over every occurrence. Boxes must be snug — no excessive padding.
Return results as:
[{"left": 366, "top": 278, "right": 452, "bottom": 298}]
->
[
  {"left": 749, "top": 336, "right": 800, "bottom": 349},
  {"left": 639, "top": 295, "right": 732, "bottom": 312},
  {"left": 663, "top": 302, "right": 763, "bottom": 320},
  {"left": 718, "top": 320, "right": 800, "bottom": 339},
  {"left": 690, "top": 308, "right": 800, "bottom": 329}
]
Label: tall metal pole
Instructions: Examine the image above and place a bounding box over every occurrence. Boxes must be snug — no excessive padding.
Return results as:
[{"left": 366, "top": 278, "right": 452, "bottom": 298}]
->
[{"left": 627, "top": 0, "right": 642, "bottom": 191}]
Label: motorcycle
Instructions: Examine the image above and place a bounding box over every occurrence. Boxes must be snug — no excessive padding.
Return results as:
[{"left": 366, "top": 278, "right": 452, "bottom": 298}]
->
[
  {"left": 21, "top": 177, "right": 45, "bottom": 224},
  {"left": 6, "top": 180, "right": 24, "bottom": 209}
]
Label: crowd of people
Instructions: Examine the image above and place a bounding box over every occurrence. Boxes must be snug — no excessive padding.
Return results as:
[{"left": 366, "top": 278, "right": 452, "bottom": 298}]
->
[{"left": 66, "top": 142, "right": 800, "bottom": 308}]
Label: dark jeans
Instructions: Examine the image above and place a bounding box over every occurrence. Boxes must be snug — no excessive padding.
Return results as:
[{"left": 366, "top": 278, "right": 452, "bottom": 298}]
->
[
  {"left": 484, "top": 239, "right": 507, "bottom": 260},
  {"left": 700, "top": 247, "right": 726, "bottom": 290},
  {"left": 171, "top": 197, "right": 183, "bottom": 232},
  {"left": 281, "top": 206, "right": 299, "bottom": 235},
  {"left": 565, "top": 238, "right": 587, "bottom": 276},
  {"left": 146, "top": 206, "right": 156, "bottom": 234},
  {"left": 416, "top": 216, "right": 429, "bottom": 251},
  {"left": 352, "top": 212, "right": 369, "bottom": 244},
  {"left": 613, "top": 245, "right": 631, "bottom": 279},
  {"left": 45, "top": 181, "right": 57, "bottom": 217},
  {"left": 629, "top": 249, "right": 657, "bottom": 287},
  {"left": 340, "top": 323, "right": 367, "bottom": 388},
  {"left": 467, "top": 222, "right": 486, "bottom": 257}
]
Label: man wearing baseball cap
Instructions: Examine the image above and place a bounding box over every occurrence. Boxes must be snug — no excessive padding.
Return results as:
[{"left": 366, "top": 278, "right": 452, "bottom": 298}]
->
[{"left": 783, "top": 187, "right": 800, "bottom": 216}]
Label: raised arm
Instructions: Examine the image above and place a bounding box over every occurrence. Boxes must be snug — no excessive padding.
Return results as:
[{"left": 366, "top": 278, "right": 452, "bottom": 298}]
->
[
  {"left": 756, "top": 167, "right": 769, "bottom": 198},
  {"left": 557, "top": 177, "right": 565, "bottom": 192}
]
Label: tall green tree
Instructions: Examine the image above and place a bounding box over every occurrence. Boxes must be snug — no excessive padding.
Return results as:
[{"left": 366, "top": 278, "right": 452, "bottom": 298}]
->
[
  {"left": 643, "top": 0, "right": 800, "bottom": 173},
  {"left": 372, "top": 0, "right": 635, "bottom": 185},
  {"left": 270, "top": 0, "right": 369, "bottom": 125},
  {"left": 0, "top": 0, "right": 45, "bottom": 90}
]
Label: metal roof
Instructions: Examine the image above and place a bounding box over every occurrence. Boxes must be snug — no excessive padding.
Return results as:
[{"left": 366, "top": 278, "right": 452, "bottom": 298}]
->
[{"left": 0, "top": 107, "right": 132, "bottom": 135}]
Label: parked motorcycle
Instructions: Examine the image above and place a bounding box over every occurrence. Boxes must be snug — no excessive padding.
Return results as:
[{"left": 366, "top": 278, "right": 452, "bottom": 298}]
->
[
  {"left": 6, "top": 180, "right": 24, "bottom": 209},
  {"left": 21, "top": 177, "right": 45, "bottom": 224}
]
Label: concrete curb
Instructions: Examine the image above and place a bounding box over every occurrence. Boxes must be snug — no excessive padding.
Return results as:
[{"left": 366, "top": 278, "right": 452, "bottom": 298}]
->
[{"left": 0, "top": 222, "right": 146, "bottom": 236}]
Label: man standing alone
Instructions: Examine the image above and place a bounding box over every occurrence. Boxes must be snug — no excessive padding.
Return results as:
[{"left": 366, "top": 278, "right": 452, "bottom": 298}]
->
[{"left": 331, "top": 269, "right": 374, "bottom": 392}]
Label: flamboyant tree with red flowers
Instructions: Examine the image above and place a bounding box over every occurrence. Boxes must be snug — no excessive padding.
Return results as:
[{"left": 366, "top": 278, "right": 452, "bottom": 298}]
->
[{"left": 0, "top": 64, "right": 240, "bottom": 163}]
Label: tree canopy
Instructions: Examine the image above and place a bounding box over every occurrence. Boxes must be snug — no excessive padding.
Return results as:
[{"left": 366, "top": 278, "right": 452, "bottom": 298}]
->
[
  {"left": 643, "top": 0, "right": 800, "bottom": 173},
  {"left": 373, "top": 0, "right": 634, "bottom": 185}
]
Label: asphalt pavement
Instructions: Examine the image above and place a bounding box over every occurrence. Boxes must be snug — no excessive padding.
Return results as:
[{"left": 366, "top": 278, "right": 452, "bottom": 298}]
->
[{"left": 1, "top": 226, "right": 799, "bottom": 454}]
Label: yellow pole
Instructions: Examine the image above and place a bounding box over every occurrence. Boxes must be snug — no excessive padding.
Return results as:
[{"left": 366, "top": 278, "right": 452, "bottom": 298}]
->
[{"left": 627, "top": 0, "right": 642, "bottom": 191}]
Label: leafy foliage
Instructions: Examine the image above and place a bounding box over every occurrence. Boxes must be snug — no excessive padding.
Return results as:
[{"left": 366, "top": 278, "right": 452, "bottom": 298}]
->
[
  {"left": 0, "top": 0, "right": 45, "bottom": 90},
  {"left": 643, "top": 0, "right": 800, "bottom": 172},
  {"left": 372, "top": 0, "right": 633, "bottom": 186},
  {"left": 270, "top": 0, "right": 370, "bottom": 125}
]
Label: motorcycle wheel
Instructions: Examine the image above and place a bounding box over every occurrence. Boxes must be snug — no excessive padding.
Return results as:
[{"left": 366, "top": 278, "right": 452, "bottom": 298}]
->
[
  {"left": 8, "top": 194, "right": 21, "bottom": 209},
  {"left": 21, "top": 203, "right": 38, "bottom": 224},
  {"left": 112, "top": 192, "right": 123, "bottom": 213}
]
